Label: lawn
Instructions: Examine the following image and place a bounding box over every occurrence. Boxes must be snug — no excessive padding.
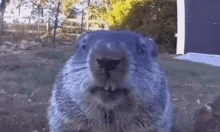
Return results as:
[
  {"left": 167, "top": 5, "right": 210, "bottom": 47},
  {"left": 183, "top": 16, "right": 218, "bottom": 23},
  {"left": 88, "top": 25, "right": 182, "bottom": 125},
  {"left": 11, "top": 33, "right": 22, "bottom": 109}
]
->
[{"left": 0, "top": 46, "right": 219, "bottom": 132}]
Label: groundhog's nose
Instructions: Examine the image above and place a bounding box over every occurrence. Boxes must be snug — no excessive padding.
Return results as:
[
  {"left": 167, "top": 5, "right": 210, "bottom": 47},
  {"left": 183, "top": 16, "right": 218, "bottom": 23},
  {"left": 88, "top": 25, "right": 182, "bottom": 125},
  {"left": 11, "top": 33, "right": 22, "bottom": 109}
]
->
[
  {"left": 95, "top": 57, "right": 122, "bottom": 71},
  {"left": 93, "top": 40, "right": 128, "bottom": 60},
  {"left": 89, "top": 40, "right": 129, "bottom": 88},
  {"left": 91, "top": 40, "right": 128, "bottom": 73}
]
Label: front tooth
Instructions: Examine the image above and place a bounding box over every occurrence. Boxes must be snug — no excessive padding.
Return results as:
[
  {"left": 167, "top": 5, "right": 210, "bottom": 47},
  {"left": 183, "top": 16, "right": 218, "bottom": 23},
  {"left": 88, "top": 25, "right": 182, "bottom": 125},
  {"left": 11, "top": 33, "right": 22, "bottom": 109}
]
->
[
  {"left": 110, "top": 84, "right": 116, "bottom": 91},
  {"left": 105, "top": 84, "right": 110, "bottom": 90}
]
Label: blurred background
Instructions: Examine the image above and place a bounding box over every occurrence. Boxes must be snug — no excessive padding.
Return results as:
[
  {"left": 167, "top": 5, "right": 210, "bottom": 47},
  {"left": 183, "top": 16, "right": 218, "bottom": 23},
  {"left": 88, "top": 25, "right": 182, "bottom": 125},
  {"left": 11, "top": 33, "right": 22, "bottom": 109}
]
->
[
  {"left": 0, "top": 0, "right": 177, "bottom": 54},
  {"left": 1, "top": 0, "right": 220, "bottom": 132}
]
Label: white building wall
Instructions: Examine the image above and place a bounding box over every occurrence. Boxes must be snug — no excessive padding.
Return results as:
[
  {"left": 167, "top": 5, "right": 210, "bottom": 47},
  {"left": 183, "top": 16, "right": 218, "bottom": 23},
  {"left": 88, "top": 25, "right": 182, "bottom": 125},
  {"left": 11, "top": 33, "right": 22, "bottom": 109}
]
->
[{"left": 176, "top": 0, "right": 186, "bottom": 55}]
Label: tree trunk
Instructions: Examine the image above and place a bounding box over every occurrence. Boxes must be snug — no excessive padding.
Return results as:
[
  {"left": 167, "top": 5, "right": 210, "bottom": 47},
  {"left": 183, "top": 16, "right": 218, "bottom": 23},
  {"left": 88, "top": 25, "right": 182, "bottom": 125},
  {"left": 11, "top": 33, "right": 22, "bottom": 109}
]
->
[
  {"left": 86, "top": 0, "right": 90, "bottom": 31},
  {"left": 47, "top": 15, "right": 50, "bottom": 32},
  {"left": 81, "top": 9, "right": 84, "bottom": 33},
  {"left": 0, "top": 12, "right": 2, "bottom": 37},
  {"left": 38, "top": 5, "right": 40, "bottom": 40},
  {"left": 0, "top": 0, "right": 7, "bottom": 36},
  {"left": 0, "top": 0, "right": 7, "bottom": 20},
  {"left": 53, "top": 0, "right": 61, "bottom": 44}
]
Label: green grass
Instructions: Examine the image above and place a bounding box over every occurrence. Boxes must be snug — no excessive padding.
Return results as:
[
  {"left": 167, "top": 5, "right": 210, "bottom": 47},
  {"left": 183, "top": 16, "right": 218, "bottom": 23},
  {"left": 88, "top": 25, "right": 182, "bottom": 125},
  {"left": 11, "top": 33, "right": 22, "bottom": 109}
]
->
[
  {"left": 17, "top": 50, "right": 75, "bottom": 96},
  {"left": 35, "top": 51, "right": 68, "bottom": 63},
  {"left": 159, "top": 54, "right": 220, "bottom": 132},
  {"left": 16, "top": 52, "right": 220, "bottom": 97},
  {"left": 159, "top": 55, "right": 220, "bottom": 87},
  {"left": 18, "top": 65, "right": 59, "bottom": 95}
]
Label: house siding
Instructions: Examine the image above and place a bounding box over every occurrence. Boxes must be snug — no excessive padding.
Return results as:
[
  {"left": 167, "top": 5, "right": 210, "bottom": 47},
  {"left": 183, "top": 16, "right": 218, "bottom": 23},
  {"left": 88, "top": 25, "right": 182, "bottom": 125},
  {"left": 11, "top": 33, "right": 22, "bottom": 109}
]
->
[{"left": 185, "top": 0, "right": 220, "bottom": 55}]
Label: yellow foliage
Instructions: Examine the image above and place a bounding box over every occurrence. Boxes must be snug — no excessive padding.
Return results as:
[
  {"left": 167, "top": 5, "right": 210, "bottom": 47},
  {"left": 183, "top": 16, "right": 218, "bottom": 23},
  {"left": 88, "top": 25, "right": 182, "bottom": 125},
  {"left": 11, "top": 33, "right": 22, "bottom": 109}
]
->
[
  {"left": 107, "top": 0, "right": 152, "bottom": 28},
  {"left": 62, "top": 0, "right": 80, "bottom": 17}
]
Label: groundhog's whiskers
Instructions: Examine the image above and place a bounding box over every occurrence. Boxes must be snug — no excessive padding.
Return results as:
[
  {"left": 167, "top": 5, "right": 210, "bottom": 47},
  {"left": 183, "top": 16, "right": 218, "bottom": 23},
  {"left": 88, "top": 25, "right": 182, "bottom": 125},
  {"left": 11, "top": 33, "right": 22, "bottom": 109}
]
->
[{"left": 63, "top": 67, "right": 89, "bottom": 77}]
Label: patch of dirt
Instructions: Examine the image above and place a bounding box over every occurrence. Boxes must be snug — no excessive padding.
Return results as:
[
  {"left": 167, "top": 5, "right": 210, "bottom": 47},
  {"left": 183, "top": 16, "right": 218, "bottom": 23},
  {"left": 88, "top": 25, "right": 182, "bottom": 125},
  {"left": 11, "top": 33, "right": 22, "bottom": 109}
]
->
[{"left": 0, "top": 41, "right": 220, "bottom": 132}]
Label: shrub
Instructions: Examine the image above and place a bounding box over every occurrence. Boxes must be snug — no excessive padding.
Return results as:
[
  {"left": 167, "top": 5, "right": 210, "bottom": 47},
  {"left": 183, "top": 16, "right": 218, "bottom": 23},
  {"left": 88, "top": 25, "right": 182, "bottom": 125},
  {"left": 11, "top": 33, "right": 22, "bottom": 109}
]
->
[{"left": 108, "top": 0, "right": 177, "bottom": 53}]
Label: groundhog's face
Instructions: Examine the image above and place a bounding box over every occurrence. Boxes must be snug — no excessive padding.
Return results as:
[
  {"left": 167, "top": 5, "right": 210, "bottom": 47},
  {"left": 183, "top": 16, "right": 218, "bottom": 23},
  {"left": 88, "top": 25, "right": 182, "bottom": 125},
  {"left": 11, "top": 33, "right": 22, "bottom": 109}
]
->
[{"left": 74, "top": 31, "right": 158, "bottom": 108}]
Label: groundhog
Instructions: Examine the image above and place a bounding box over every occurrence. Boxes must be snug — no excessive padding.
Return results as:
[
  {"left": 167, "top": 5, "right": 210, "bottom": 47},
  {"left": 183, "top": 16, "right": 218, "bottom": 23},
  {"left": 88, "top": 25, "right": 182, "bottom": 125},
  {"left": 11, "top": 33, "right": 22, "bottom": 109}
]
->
[{"left": 48, "top": 30, "right": 173, "bottom": 132}]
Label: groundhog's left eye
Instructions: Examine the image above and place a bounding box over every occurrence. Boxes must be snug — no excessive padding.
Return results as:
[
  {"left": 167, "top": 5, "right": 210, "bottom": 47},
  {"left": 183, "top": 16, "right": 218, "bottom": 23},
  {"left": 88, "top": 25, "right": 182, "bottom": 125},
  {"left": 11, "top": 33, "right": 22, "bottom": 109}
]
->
[{"left": 82, "top": 44, "right": 86, "bottom": 49}]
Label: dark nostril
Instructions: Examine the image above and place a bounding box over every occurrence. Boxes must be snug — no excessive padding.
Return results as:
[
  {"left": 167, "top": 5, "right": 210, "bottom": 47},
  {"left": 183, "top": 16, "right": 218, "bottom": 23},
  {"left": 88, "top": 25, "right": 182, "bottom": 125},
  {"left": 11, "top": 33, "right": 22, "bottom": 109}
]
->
[{"left": 96, "top": 58, "right": 121, "bottom": 70}]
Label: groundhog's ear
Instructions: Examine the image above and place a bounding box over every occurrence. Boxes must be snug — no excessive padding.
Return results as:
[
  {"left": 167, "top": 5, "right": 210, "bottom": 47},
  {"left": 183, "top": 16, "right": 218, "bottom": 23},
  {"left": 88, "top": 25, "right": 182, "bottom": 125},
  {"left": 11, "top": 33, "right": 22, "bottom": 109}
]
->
[
  {"left": 76, "top": 32, "right": 89, "bottom": 49},
  {"left": 137, "top": 37, "right": 158, "bottom": 59},
  {"left": 149, "top": 38, "right": 158, "bottom": 59}
]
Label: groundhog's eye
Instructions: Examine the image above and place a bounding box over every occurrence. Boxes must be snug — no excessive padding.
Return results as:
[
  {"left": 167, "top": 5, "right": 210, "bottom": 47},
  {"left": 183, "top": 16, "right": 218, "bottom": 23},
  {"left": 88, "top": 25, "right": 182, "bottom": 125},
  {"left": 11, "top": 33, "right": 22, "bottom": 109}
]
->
[
  {"left": 136, "top": 38, "right": 146, "bottom": 55},
  {"left": 136, "top": 43, "right": 146, "bottom": 55},
  {"left": 82, "top": 44, "right": 86, "bottom": 49},
  {"left": 141, "top": 46, "right": 145, "bottom": 54}
]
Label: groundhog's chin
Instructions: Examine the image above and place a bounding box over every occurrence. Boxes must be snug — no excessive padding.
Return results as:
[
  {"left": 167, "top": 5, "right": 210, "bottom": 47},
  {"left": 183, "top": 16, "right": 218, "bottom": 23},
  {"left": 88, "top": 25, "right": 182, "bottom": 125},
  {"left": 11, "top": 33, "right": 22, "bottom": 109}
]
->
[{"left": 87, "top": 86, "right": 130, "bottom": 103}]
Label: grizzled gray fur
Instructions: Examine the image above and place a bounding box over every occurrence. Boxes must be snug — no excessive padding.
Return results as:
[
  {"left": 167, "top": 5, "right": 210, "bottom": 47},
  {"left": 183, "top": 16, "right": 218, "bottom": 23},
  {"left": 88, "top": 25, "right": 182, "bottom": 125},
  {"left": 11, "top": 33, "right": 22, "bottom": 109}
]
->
[{"left": 48, "top": 30, "right": 173, "bottom": 132}]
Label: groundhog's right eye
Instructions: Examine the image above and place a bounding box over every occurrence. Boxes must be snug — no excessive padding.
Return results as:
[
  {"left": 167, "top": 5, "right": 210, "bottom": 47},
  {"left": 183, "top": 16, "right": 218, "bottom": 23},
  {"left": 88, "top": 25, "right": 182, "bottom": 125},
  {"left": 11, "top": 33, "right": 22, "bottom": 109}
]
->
[{"left": 141, "top": 46, "right": 145, "bottom": 54}]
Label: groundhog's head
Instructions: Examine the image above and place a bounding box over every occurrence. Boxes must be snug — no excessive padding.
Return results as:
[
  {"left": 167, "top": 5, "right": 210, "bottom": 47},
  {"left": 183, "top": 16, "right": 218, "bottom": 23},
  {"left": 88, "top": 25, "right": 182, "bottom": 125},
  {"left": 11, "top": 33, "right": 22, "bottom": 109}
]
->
[{"left": 72, "top": 30, "right": 159, "bottom": 108}]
